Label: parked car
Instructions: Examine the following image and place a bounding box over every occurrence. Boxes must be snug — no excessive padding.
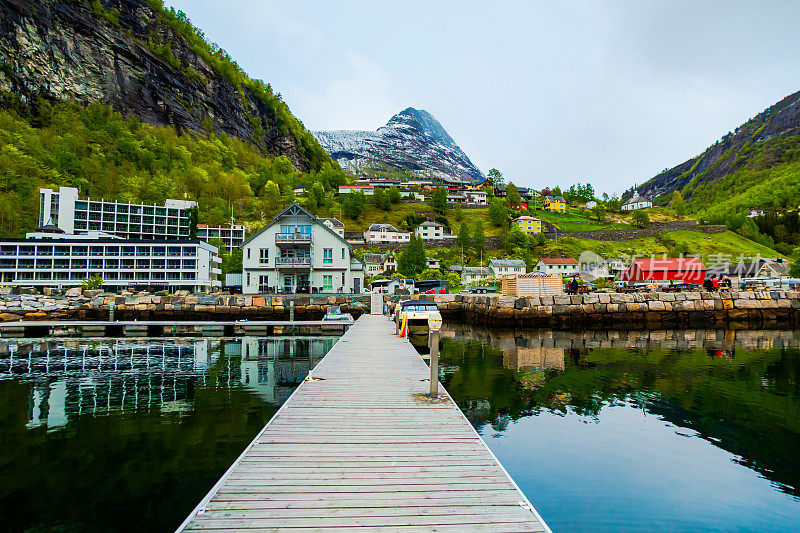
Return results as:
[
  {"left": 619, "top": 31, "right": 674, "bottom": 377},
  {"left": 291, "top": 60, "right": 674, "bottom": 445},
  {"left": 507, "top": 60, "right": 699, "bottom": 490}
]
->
[{"left": 424, "top": 287, "right": 447, "bottom": 294}]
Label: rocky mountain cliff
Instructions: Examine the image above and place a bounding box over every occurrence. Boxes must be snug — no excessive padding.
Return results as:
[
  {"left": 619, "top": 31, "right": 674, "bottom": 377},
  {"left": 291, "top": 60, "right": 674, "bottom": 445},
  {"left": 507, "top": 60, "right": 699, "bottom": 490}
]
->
[
  {"left": 0, "top": 0, "right": 330, "bottom": 172},
  {"left": 314, "top": 107, "right": 484, "bottom": 183},
  {"left": 634, "top": 89, "right": 800, "bottom": 203}
]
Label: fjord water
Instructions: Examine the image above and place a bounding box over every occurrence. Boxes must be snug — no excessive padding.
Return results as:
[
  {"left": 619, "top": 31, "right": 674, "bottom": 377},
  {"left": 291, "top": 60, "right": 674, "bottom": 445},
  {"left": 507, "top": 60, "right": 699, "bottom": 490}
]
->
[
  {"left": 435, "top": 325, "right": 800, "bottom": 532},
  {"left": 0, "top": 336, "right": 335, "bottom": 532}
]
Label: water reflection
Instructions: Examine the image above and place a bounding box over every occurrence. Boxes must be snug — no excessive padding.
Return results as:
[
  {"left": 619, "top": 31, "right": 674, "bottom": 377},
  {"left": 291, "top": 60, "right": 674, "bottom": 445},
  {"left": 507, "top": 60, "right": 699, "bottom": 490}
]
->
[
  {"left": 436, "top": 324, "right": 800, "bottom": 532},
  {"left": 0, "top": 336, "right": 337, "bottom": 532}
]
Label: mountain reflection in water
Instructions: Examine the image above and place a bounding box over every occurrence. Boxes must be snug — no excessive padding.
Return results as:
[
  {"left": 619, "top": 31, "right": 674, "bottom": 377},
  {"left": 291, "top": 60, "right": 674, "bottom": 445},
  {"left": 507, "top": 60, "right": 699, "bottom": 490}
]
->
[
  {"left": 435, "top": 324, "right": 800, "bottom": 532},
  {"left": 0, "top": 336, "right": 336, "bottom": 532}
]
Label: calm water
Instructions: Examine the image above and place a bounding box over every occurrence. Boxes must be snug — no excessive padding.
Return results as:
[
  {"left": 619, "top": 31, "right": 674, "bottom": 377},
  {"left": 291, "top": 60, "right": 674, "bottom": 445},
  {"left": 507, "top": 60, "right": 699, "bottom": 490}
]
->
[
  {"left": 0, "top": 336, "right": 336, "bottom": 532},
  {"left": 435, "top": 325, "right": 800, "bottom": 532}
]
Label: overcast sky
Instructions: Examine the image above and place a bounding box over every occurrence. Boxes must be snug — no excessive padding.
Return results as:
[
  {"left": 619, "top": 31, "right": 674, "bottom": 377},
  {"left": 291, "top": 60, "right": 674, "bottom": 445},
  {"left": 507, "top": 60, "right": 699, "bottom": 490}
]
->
[{"left": 166, "top": 0, "right": 800, "bottom": 195}]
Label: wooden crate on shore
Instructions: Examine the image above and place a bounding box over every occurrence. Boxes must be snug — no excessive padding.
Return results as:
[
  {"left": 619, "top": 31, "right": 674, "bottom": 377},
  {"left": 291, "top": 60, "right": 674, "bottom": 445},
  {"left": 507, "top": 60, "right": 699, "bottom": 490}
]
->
[{"left": 503, "top": 272, "right": 564, "bottom": 297}]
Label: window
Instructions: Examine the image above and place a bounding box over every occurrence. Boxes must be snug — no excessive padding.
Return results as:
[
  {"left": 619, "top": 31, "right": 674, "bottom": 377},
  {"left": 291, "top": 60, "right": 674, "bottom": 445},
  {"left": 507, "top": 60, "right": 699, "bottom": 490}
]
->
[
  {"left": 247, "top": 248, "right": 251, "bottom": 260},
  {"left": 259, "top": 248, "right": 269, "bottom": 264},
  {"left": 259, "top": 275, "right": 269, "bottom": 292},
  {"left": 323, "top": 248, "right": 333, "bottom": 264},
  {"left": 341, "top": 272, "right": 346, "bottom": 285},
  {"left": 341, "top": 249, "right": 345, "bottom": 259},
  {"left": 247, "top": 273, "right": 251, "bottom": 286},
  {"left": 323, "top": 275, "right": 333, "bottom": 291}
]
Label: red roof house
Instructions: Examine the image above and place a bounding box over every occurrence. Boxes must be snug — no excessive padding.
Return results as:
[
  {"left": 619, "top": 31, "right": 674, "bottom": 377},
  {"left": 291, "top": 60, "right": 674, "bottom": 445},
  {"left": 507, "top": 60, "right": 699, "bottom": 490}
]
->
[{"left": 621, "top": 258, "right": 707, "bottom": 285}]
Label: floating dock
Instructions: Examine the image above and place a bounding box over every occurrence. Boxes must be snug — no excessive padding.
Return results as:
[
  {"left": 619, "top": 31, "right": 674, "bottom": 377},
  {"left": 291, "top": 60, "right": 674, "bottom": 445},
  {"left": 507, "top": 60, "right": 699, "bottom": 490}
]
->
[
  {"left": 178, "top": 314, "right": 549, "bottom": 532},
  {"left": 0, "top": 319, "right": 351, "bottom": 338}
]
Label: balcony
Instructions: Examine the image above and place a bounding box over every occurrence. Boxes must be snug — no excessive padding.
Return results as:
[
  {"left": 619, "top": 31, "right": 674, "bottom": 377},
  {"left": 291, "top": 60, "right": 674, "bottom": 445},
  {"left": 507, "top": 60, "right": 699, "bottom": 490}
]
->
[
  {"left": 275, "top": 257, "right": 311, "bottom": 268},
  {"left": 276, "top": 232, "right": 312, "bottom": 246}
]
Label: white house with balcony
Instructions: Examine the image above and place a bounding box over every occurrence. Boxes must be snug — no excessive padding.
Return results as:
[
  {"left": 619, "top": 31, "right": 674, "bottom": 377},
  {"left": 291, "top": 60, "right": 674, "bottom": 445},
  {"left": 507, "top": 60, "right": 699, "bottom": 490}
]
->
[
  {"left": 241, "top": 203, "right": 363, "bottom": 294},
  {"left": 364, "top": 224, "right": 411, "bottom": 244}
]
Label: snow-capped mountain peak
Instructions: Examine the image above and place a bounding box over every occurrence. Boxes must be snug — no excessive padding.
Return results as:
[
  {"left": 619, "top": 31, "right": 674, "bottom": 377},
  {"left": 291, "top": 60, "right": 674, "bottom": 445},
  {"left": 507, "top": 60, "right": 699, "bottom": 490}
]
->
[{"left": 313, "top": 108, "right": 483, "bottom": 183}]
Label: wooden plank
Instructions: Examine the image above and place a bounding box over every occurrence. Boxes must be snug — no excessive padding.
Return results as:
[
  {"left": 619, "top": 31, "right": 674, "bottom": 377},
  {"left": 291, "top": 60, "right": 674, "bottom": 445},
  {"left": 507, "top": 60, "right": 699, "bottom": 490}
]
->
[{"left": 178, "top": 315, "right": 549, "bottom": 532}]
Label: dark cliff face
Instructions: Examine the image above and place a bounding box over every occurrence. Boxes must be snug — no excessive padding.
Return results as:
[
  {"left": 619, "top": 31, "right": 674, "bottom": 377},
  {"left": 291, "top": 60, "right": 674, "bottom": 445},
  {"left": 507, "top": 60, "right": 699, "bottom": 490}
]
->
[
  {"left": 637, "top": 89, "right": 800, "bottom": 201},
  {"left": 0, "top": 0, "right": 327, "bottom": 172}
]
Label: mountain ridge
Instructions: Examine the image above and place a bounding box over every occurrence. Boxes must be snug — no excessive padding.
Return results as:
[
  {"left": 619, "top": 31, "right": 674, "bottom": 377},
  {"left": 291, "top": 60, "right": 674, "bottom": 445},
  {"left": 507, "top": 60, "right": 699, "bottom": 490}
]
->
[
  {"left": 0, "top": 0, "right": 331, "bottom": 172},
  {"left": 314, "top": 107, "right": 484, "bottom": 183},
  {"left": 633, "top": 89, "right": 800, "bottom": 207}
]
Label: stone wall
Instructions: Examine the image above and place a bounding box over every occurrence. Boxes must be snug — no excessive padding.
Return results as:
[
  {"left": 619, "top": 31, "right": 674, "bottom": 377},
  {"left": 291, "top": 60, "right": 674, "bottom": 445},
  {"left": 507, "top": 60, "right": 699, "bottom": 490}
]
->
[
  {"left": 543, "top": 219, "right": 726, "bottom": 241},
  {"left": 430, "top": 291, "right": 800, "bottom": 330},
  {"left": 0, "top": 289, "right": 371, "bottom": 322}
]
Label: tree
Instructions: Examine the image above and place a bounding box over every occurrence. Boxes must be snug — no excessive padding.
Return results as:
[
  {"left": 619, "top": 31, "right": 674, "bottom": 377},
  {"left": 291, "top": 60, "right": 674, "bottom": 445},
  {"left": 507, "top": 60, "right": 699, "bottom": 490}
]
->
[
  {"left": 398, "top": 234, "right": 426, "bottom": 276},
  {"left": 472, "top": 219, "right": 486, "bottom": 255},
  {"left": 419, "top": 268, "right": 442, "bottom": 280},
  {"left": 432, "top": 187, "right": 447, "bottom": 212},
  {"left": 487, "top": 168, "right": 504, "bottom": 187},
  {"left": 458, "top": 222, "right": 471, "bottom": 252},
  {"left": 790, "top": 247, "right": 800, "bottom": 277},
  {"left": 506, "top": 183, "right": 522, "bottom": 207},
  {"left": 80, "top": 274, "right": 104, "bottom": 290},
  {"left": 591, "top": 204, "right": 607, "bottom": 222},
  {"left": 372, "top": 187, "right": 386, "bottom": 207},
  {"left": 260, "top": 180, "right": 281, "bottom": 217},
  {"left": 631, "top": 209, "right": 650, "bottom": 228},
  {"left": 489, "top": 198, "right": 509, "bottom": 226},
  {"left": 310, "top": 182, "right": 327, "bottom": 208},
  {"left": 341, "top": 190, "right": 365, "bottom": 219},
  {"left": 387, "top": 186, "right": 402, "bottom": 204},
  {"left": 671, "top": 190, "right": 687, "bottom": 216},
  {"left": 453, "top": 202, "right": 463, "bottom": 221}
]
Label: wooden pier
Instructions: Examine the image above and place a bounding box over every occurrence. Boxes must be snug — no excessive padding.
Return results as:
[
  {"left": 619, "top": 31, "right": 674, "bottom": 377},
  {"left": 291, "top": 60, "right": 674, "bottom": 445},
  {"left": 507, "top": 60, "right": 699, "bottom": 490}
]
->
[{"left": 178, "top": 314, "right": 549, "bottom": 532}]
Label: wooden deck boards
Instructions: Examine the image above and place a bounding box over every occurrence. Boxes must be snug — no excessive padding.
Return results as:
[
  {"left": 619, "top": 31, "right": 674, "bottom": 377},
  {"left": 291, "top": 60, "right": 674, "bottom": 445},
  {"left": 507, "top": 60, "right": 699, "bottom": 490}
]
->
[{"left": 178, "top": 314, "right": 549, "bottom": 532}]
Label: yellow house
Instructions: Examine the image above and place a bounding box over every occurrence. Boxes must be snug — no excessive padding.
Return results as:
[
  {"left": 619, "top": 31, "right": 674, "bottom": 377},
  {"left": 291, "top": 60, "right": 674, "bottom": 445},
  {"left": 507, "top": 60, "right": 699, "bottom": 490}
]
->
[
  {"left": 513, "top": 216, "right": 542, "bottom": 235},
  {"left": 543, "top": 196, "right": 567, "bottom": 213}
]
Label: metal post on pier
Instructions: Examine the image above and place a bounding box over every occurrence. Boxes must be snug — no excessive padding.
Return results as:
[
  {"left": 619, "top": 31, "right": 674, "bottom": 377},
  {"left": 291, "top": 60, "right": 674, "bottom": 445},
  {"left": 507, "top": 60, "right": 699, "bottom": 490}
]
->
[
  {"left": 289, "top": 300, "right": 295, "bottom": 322},
  {"left": 428, "top": 315, "right": 442, "bottom": 399},
  {"left": 109, "top": 303, "right": 115, "bottom": 322}
]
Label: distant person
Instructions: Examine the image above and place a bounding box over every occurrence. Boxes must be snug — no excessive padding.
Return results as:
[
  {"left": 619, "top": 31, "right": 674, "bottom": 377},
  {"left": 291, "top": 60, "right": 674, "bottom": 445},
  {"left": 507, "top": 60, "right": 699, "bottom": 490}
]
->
[
  {"left": 722, "top": 276, "right": 732, "bottom": 288},
  {"left": 703, "top": 277, "right": 713, "bottom": 291},
  {"left": 712, "top": 276, "right": 720, "bottom": 291},
  {"left": 569, "top": 278, "right": 579, "bottom": 294}
]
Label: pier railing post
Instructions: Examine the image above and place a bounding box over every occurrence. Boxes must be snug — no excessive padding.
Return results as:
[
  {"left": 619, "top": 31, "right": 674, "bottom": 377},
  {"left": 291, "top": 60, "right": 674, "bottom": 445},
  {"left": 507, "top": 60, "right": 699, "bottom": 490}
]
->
[
  {"left": 428, "top": 316, "right": 442, "bottom": 399},
  {"left": 109, "top": 302, "right": 115, "bottom": 322}
]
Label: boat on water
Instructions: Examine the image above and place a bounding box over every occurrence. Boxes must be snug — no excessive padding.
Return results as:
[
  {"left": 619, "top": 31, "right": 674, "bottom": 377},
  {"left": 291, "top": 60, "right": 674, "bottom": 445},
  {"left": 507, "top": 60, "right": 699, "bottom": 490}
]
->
[{"left": 394, "top": 299, "right": 442, "bottom": 334}]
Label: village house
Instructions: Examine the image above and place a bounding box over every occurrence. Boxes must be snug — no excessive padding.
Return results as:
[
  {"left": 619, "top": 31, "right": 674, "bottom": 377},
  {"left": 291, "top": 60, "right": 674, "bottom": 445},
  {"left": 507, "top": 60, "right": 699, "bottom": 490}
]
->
[
  {"left": 585, "top": 200, "right": 598, "bottom": 209},
  {"left": 415, "top": 221, "right": 448, "bottom": 240},
  {"left": 748, "top": 209, "right": 766, "bottom": 218},
  {"left": 338, "top": 185, "right": 374, "bottom": 196},
  {"left": 621, "top": 194, "right": 652, "bottom": 211},
  {"left": 426, "top": 257, "right": 441, "bottom": 269},
  {"left": 364, "top": 223, "right": 411, "bottom": 244},
  {"left": 621, "top": 257, "right": 706, "bottom": 285},
  {"left": 383, "top": 253, "right": 397, "bottom": 272},
  {"left": 344, "top": 231, "right": 365, "bottom": 245},
  {"left": 534, "top": 257, "right": 579, "bottom": 275},
  {"left": 464, "top": 190, "right": 488, "bottom": 205},
  {"left": 319, "top": 218, "right": 345, "bottom": 238},
  {"left": 400, "top": 189, "right": 425, "bottom": 201},
  {"left": 363, "top": 253, "right": 387, "bottom": 275},
  {"left": 489, "top": 259, "right": 526, "bottom": 278},
  {"left": 461, "top": 266, "right": 490, "bottom": 284},
  {"left": 543, "top": 196, "right": 567, "bottom": 213},
  {"left": 512, "top": 216, "right": 542, "bottom": 235},
  {"left": 241, "top": 203, "right": 364, "bottom": 294}
]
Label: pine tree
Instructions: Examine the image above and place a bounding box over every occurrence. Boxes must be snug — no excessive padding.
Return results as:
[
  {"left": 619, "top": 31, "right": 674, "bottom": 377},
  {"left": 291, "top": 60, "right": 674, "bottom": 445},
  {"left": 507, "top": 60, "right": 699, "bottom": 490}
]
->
[
  {"left": 432, "top": 188, "right": 447, "bottom": 213},
  {"left": 458, "top": 222, "right": 471, "bottom": 251},
  {"left": 472, "top": 219, "right": 486, "bottom": 255},
  {"left": 506, "top": 182, "right": 521, "bottom": 207}
]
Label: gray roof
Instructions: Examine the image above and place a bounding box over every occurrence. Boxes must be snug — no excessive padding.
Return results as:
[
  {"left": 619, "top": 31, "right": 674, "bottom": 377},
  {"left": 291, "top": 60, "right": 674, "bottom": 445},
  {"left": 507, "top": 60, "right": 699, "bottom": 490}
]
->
[
  {"left": 448, "top": 265, "right": 463, "bottom": 272},
  {"left": 363, "top": 253, "right": 385, "bottom": 264},
  {"left": 462, "top": 267, "right": 489, "bottom": 275},
  {"left": 489, "top": 259, "right": 526, "bottom": 268},
  {"left": 319, "top": 217, "right": 344, "bottom": 228},
  {"left": 367, "top": 223, "right": 399, "bottom": 232},
  {"left": 417, "top": 221, "right": 444, "bottom": 228}
]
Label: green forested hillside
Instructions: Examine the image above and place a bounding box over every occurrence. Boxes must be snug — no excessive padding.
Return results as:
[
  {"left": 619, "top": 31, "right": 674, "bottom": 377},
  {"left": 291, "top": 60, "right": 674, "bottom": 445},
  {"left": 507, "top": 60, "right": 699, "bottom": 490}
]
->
[{"left": 0, "top": 99, "right": 347, "bottom": 238}]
